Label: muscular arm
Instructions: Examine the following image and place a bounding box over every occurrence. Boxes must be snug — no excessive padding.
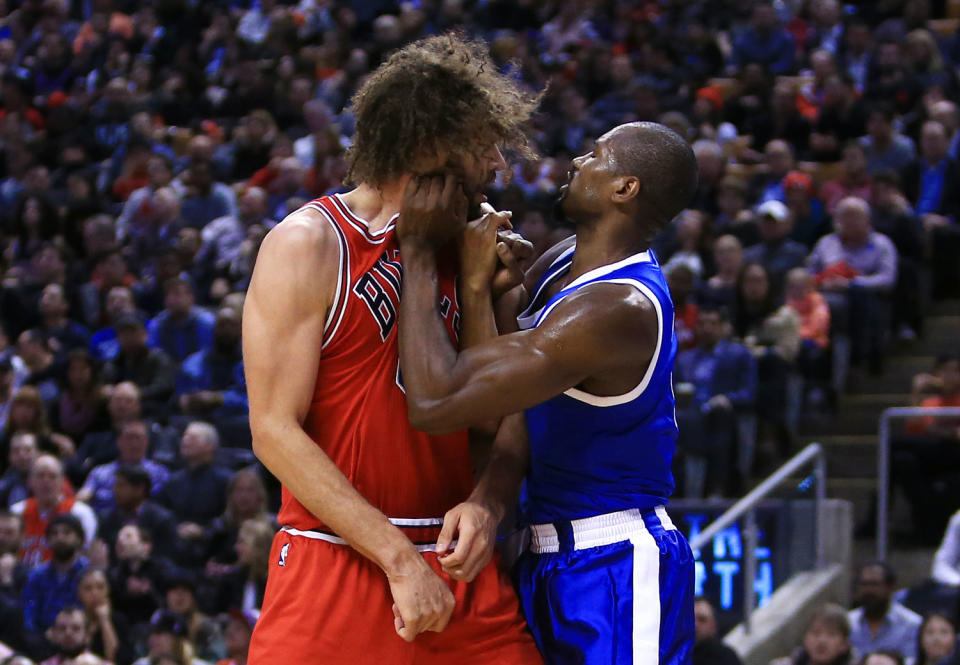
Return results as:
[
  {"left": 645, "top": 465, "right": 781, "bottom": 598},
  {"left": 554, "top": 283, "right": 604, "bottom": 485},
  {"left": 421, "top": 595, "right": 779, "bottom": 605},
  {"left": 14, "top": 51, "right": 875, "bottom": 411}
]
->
[
  {"left": 397, "top": 241, "right": 659, "bottom": 434},
  {"left": 243, "top": 214, "right": 419, "bottom": 575}
]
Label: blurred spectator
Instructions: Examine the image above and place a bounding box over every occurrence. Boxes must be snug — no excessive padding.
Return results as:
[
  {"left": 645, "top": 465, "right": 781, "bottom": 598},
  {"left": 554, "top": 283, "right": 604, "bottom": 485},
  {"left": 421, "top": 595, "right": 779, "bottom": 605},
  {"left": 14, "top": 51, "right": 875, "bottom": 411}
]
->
[
  {"left": 933, "top": 510, "right": 960, "bottom": 587},
  {"left": 16, "top": 331, "right": 60, "bottom": 406},
  {"left": 861, "top": 651, "right": 904, "bottom": 665},
  {"left": 821, "top": 142, "right": 874, "bottom": 215},
  {"left": 158, "top": 423, "right": 232, "bottom": 530},
  {"left": 199, "top": 189, "right": 272, "bottom": 280},
  {"left": 49, "top": 351, "right": 105, "bottom": 447},
  {"left": 691, "top": 140, "right": 726, "bottom": 216},
  {"left": 674, "top": 305, "right": 757, "bottom": 497},
  {"left": 751, "top": 140, "right": 797, "bottom": 205},
  {"left": 97, "top": 465, "right": 177, "bottom": 562},
  {"left": 78, "top": 249, "right": 137, "bottom": 332},
  {"left": 860, "top": 106, "right": 918, "bottom": 175},
  {"left": 108, "top": 525, "right": 171, "bottom": 627},
  {"left": 784, "top": 171, "right": 830, "bottom": 249},
  {"left": 869, "top": 171, "right": 925, "bottom": 339},
  {"left": 133, "top": 608, "right": 209, "bottom": 665},
  {"left": 770, "top": 603, "right": 853, "bottom": 665},
  {"left": 0, "top": 360, "right": 15, "bottom": 434},
  {"left": 77, "top": 420, "right": 169, "bottom": 516},
  {"left": 1, "top": 386, "right": 74, "bottom": 465},
  {"left": 127, "top": 188, "right": 185, "bottom": 270},
  {"left": 702, "top": 235, "right": 743, "bottom": 312},
  {"left": 668, "top": 265, "right": 699, "bottom": 352},
  {"left": 810, "top": 77, "right": 869, "bottom": 163},
  {"left": 714, "top": 176, "right": 759, "bottom": 247},
  {"left": 808, "top": 197, "right": 897, "bottom": 375},
  {"left": 201, "top": 470, "right": 274, "bottom": 573},
  {"left": 0, "top": 510, "right": 26, "bottom": 603},
  {"left": 146, "top": 279, "right": 215, "bottom": 365},
  {"left": 37, "top": 286, "right": 89, "bottom": 357},
  {"left": 76, "top": 568, "right": 131, "bottom": 665},
  {"left": 0, "top": 433, "right": 51, "bottom": 510},
  {"left": 89, "top": 287, "right": 138, "bottom": 362},
  {"left": 744, "top": 200, "right": 808, "bottom": 297},
  {"left": 175, "top": 308, "right": 246, "bottom": 427},
  {"left": 848, "top": 562, "right": 922, "bottom": 658},
  {"left": 178, "top": 161, "right": 237, "bottom": 230},
  {"left": 21, "top": 514, "right": 88, "bottom": 635},
  {"left": 785, "top": 268, "right": 832, "bottom": 396},
  {"left": 217, "top": 609, "right": 257, "bottom": 665},
  {"left": 199, "top": 519, "right": 272, "bottom": 615},
  {"left": 693, "top": 597, "right": 742, "bottom": 665},
  {"left": 913, "top": 614, "right": 959, "bottom": 665},
  {"left": 731, "top": 3, "right": 795, "bottom": 75},
  {"left": 69, "top": 382, "right": 141, "bottom": 482},
  {"left": 39, "top": 606, "right": 103, "bottom": 665},
  {"left": 100, "top": 315, "right": 176, "bottom": 419},
  {"left": 162, "top": 573, "right": 224, "bottom": 663},
  {"left": 901, "top": 121, "right": 960, "bottom": 228},
  {"left": 663, "top": 211, "right": 707, "bottom": 281},
  {"left": 12, "top": 456, "right": 95, "bottom": 567}
]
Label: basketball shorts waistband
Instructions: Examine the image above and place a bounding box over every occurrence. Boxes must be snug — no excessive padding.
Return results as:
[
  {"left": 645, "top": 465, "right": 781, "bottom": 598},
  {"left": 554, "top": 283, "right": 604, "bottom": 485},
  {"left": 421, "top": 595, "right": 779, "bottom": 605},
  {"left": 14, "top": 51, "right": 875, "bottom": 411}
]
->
[
  {"left": 529, "top": 506, "right": 676, "bottom": 554},
  {"left": 281, "top": 516, "right": 457, "bottom": 553}
]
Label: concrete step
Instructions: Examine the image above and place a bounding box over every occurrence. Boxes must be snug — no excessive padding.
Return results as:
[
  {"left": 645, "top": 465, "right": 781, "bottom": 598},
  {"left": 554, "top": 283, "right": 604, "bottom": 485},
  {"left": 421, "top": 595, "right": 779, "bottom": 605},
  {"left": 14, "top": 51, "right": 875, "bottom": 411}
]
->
[
  {"left": 930, "top": 300, "right": 960, "bottom": 317},
  {"left": 819, "top": 435, "right": 877, "bottom": 478},
  {"left": 828, "top": 478, "right": 875, "bottom": 525}
]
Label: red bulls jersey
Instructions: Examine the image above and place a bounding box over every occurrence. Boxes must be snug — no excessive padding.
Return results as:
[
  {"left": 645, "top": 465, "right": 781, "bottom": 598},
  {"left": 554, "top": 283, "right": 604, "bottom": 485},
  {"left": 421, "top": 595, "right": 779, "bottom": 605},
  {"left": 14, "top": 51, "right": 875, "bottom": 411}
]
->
[{"left": 278, "top": 194, "right": 474, "bottom": 530}]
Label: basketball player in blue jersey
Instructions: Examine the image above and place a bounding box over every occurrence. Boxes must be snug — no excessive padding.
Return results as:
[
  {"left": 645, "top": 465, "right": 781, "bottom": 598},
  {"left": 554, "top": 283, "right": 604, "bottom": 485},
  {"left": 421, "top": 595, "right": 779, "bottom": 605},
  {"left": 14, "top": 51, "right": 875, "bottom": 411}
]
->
[{"left": 394, "top": 121, "right": 699, "bottom": 665}]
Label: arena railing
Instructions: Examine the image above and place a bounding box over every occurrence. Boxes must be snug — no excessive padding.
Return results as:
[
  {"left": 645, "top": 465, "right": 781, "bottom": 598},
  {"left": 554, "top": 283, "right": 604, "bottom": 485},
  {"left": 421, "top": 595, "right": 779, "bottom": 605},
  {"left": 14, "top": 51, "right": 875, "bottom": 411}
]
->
[
  {"left": 689, "top": 443, "right": 826, "bottom": 634},
  {"left": 876, "top": 407, "right": 960, "bottom": 560}
]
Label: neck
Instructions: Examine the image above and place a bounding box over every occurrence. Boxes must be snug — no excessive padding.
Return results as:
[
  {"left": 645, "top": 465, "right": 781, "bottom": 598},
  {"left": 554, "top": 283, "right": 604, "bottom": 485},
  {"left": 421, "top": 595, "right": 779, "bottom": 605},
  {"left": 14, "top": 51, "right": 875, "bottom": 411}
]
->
[
  {"left": 43, "top": 314, "right": 65, "bottom": 328},
  {"left": 339, "top": 183, "right": 406, "bottom": 234},
  {"left": 567, "top": 215, "right": 649, "bottom": 283},
  {"left": 864, "top": 602, "right": 890, "bottom": 621},
  {"left": 37, "top": 493, "right": 63, "bottom": 511}
]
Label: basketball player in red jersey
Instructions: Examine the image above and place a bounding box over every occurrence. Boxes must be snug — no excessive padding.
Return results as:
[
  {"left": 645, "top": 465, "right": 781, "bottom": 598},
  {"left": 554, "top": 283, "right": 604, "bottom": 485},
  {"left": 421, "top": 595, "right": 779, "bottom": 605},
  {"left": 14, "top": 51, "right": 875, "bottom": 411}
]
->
[{"left": 242, "top": 34, "right": 543, "bottom": 664}]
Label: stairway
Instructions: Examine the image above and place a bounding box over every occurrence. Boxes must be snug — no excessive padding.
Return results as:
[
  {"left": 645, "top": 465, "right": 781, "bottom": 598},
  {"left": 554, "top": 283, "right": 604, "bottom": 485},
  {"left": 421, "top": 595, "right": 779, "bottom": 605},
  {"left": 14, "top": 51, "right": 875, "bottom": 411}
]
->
[{"left": 796, "top": 300, "right": 960, "bottom": 533}]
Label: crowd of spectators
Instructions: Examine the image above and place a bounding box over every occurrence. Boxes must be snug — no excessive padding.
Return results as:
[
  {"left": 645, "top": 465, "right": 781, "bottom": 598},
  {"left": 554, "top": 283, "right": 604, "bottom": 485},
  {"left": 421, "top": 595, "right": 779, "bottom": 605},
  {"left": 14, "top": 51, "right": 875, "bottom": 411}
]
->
[{"left": 2, "top": 0, "right": 960, "bottom": 661}]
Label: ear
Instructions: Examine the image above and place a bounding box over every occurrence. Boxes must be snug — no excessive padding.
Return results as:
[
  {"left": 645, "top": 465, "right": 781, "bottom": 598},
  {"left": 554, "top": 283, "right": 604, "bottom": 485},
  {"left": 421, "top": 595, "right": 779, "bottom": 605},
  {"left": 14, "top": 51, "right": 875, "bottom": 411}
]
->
[{"left": 610, "top": 176, "right": 640, "bottom": 204}]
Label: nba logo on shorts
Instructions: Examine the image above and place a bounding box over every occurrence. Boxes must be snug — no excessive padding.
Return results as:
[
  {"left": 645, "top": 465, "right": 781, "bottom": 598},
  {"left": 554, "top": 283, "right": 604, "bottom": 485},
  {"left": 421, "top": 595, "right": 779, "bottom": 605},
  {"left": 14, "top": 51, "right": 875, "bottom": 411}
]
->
[{"left": 279, "top": 543, "right": 290, "bottom": 567}]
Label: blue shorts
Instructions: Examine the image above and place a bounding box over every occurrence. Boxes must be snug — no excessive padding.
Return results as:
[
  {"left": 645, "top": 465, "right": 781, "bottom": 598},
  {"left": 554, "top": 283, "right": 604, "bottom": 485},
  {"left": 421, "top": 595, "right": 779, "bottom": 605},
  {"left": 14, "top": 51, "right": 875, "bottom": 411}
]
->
[{"left": 515, "top": 507, "right": 695, "bottom": 665}]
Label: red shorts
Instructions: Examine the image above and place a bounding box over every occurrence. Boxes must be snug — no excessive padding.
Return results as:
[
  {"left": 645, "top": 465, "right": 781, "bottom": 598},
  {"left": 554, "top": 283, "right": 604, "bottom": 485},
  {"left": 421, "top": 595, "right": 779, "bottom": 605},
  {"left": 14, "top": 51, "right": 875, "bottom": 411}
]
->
[{"left": 248, "top": 528, "right": 543, "bottom": 665}]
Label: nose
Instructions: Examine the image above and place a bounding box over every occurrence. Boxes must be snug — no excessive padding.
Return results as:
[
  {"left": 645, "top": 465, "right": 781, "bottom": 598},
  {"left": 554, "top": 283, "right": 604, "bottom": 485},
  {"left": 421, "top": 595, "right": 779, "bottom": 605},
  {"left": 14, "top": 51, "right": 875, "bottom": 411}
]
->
[
  {"left": 572, "top": 154, "right": 588, "bottom": 170},
  {"left": 489, "top": 146, "right": 507, "bottom": 172}
]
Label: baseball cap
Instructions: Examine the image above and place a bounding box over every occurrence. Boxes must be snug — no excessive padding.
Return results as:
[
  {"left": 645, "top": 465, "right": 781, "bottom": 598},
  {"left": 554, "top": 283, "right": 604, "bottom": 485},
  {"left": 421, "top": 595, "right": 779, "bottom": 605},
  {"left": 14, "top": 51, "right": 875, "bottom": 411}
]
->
[{"left": 756, "top": 200, "right": 789, "bottom": 222}]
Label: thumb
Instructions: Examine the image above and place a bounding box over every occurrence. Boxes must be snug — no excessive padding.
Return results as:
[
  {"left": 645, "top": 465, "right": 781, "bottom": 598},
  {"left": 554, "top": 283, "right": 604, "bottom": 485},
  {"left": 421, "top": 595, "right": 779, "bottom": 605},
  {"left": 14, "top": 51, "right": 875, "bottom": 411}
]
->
[
  {"left": 497, "top": 243, "right": 525, "bottom": 284},
  {"left": 437, "top": 510, "right": 461, "bottom": 555}
]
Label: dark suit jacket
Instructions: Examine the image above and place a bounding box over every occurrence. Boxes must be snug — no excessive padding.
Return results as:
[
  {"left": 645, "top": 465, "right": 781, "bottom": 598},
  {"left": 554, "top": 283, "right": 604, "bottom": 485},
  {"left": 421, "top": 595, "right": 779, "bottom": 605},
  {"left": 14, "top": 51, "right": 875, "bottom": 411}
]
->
[{"left": 900, "top": 158, "right": 960, "bottom": 220}]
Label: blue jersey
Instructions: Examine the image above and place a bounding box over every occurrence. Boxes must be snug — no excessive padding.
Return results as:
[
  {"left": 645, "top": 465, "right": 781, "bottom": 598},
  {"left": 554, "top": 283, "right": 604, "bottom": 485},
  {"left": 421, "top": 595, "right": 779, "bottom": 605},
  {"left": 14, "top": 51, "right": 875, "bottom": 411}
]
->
[{"left": 517, "top": 245, "right": 679, "bottom": 524}]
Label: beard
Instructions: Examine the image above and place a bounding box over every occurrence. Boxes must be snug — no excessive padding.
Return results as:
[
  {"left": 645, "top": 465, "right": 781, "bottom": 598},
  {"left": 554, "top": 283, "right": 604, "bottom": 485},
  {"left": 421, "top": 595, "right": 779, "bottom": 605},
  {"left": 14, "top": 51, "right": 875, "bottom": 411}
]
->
[
  {"left": 50, "top": 544, "right": 79, "bottom": 563},
  {"left": 553, "top": 185, "right": 574, "bottom": 226},
  {"left": 59, "top": 643, "right": 86, "bottom": 658}
]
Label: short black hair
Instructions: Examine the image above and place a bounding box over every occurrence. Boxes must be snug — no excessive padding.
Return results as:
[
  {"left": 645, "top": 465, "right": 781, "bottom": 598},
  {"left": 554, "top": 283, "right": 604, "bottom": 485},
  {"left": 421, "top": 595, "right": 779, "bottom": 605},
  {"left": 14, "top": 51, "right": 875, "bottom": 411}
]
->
[
  {"left": 868, "top": 103, "right": 896, "bottom": 124},
  {"left": 858, "top": 560, "right": 896, "bottom": 585},
  {"left": 47, "top": 513, "right": 85, "bottom": 541},
  {"left": 610, "top": 122, "right": 699, "bottom": 234},
  {"left": 872, "top": 169, "right": 901, "bottom": 189},
  {"left": 698, "top": 302, "right": 730, "bottom": 322},
  {"left": 116, "top": 465, "right": 152, "bottom": 494}
]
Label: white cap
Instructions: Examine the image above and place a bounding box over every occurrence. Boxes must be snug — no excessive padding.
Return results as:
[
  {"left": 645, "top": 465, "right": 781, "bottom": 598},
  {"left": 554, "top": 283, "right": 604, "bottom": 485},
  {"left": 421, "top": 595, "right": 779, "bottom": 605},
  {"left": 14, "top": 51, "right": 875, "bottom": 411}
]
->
[{"left": 756, "top": 199, "right": 789, "bottom": 222}]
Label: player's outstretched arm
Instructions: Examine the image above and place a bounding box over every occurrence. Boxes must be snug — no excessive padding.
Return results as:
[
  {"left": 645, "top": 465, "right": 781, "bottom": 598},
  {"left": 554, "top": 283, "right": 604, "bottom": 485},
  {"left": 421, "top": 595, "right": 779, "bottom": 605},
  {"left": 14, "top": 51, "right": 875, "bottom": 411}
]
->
[
  {"left": 244, "top": 214, "right": 454, "bottom": 641},
  {"left": 436, "top": 412, "right": 530, "bottom": 581},
  {"left": 397, "top": 176, "right": 659, "bottom": 434}
]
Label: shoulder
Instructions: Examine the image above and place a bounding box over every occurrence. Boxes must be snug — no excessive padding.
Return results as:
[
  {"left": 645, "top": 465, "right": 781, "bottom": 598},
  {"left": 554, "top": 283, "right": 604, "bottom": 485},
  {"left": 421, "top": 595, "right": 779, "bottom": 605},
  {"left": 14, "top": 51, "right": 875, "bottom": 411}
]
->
[
  {"left": 892, "top": 601, "right": 923, "bottom": 625},
  {"left": 72, "top": 500, "right": 96, "bottom": 518},
  {"left": 522, "top": 234, "right": 576, "bottom": 293},
  {"left": 10, "top": 499, "right": 25, "bottom": 515},
  {"left": 250, "top": 207, "right": 342, "bottom": 288}
]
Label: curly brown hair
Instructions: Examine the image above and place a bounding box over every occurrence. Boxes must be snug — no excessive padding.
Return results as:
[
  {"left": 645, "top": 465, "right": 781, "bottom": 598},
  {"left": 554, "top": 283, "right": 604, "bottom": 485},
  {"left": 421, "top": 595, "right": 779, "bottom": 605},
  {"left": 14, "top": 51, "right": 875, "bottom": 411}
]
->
[{"left": 345, "top": 32, "right": 539, "bottom": 187}]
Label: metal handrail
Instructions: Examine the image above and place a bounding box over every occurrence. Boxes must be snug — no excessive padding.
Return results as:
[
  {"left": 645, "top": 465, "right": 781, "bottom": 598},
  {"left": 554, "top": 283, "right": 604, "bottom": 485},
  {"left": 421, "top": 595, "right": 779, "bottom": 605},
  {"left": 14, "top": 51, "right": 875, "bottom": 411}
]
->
[
  {"left": 876, "top": 407, "right": 960, "bottom": 560},
  {"left": 690, "top": 442, "right": 827, "bottom": 634}
]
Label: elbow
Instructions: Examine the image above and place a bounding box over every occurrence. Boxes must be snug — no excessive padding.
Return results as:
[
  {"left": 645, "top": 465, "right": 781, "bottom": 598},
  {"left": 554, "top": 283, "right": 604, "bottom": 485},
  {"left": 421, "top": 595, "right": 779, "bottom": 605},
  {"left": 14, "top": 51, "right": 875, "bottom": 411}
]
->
[{"left": 406, "top": 398, "right": 460, "bottom": 435}]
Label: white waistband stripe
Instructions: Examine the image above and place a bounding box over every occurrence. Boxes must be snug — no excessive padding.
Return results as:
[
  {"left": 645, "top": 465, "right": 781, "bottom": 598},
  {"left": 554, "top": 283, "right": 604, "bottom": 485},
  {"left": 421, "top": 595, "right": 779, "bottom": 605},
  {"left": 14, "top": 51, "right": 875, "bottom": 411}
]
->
[
  {"left": 280, "top": 526, "right": 454, "bottom": 554},
  {"left": 529, "top": 507, "right": 675, "bottom": 554}
]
